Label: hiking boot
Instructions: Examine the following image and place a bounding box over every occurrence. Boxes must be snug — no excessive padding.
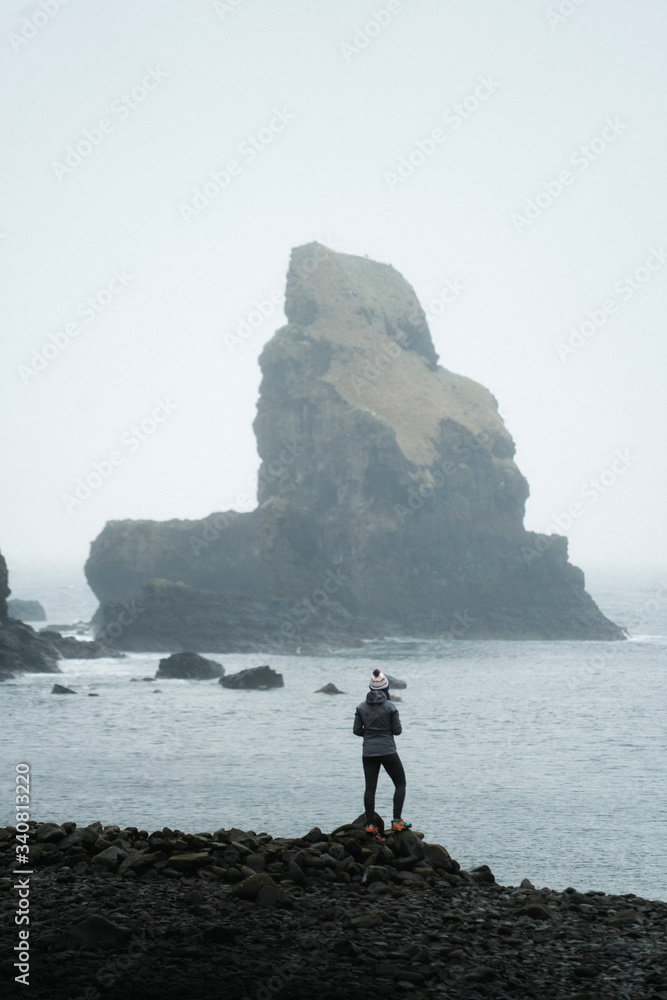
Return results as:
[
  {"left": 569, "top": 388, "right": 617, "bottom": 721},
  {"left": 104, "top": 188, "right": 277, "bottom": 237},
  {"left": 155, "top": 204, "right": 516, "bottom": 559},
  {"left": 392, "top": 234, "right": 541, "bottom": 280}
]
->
[
  {"left": 365, "top": 823, "right": 383, "bottom": 841},
  {"left": 390, "top": 818, "right": 412, "bottom": 832}
]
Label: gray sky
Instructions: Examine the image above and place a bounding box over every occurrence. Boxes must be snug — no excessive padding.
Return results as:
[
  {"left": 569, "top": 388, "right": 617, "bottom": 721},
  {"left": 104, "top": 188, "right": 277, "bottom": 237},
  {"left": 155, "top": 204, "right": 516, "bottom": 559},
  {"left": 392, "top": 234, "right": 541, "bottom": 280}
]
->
[{"left": 2, "top": 0, "right": 666, "bottom": 585}]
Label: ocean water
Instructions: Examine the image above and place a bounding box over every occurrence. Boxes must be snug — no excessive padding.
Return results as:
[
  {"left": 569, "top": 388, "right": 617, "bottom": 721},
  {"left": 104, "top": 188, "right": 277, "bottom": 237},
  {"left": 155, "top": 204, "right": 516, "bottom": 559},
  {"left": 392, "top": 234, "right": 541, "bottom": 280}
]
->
[{"left": 3, "top": 568, "right": 667, "bottom": 900}]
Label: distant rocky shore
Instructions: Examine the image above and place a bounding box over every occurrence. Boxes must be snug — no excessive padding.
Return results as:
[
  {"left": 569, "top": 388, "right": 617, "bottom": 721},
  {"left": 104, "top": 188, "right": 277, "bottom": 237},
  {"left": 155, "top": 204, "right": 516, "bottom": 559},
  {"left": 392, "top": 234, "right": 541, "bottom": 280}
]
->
[
  {"left": 0, "top": 549, "right": 122, "bottom": 680},
  {"left": 2, "top": 818, "right": 665, "bottom": 999}
]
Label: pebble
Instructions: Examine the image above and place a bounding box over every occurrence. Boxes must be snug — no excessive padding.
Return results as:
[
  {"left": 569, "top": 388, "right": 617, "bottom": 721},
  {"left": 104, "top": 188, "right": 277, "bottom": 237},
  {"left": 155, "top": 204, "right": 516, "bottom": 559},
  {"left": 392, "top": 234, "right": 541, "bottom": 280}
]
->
[{"left": 2, "top": 818, "right": 666, "bottom": 998}]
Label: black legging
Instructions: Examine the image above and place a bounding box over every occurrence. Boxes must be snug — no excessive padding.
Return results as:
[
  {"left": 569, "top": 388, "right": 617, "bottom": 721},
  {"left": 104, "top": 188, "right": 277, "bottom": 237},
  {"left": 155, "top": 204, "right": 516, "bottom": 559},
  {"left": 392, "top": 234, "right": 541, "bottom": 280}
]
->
[{"left": 363, "top": 753, "right": 406, "bottom": 824}]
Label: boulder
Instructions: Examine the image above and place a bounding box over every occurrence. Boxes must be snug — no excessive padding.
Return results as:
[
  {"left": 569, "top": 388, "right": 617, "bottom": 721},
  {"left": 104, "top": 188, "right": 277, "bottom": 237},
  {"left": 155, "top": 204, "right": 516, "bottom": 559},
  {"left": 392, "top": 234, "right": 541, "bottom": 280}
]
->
[
  {"left": 386, "top": 674, "right": 407, "bottom": 689},
  {"left": 220, "top": 665, "right": 283, "bottom": 690},
  {"left": 166, "top": 852, "right": 212, "bottom": 873},
  {"left": 7, "top": 599, "right": 46, "bottom": 621},
  {"left": 315, "top": 682, "right": 344, "bottom": 694},
  {"left": 423, "top": 843, "right": 458, "bottom": 873},
  {"left": 352, "top": 812, "right": 385, "bottom": 837},
  {"left": 387, "top": 829, "right": 425, "bottom": 863},
  {"left": 68, "top": 914, "right": 131, "bottom": 950},
  {"left": 35, "top": 823, "right": 66, "bottom": 843},
  {"left": 90, "top": 845, "right": 126, "bottom": 871},
  {"left": 230, "top": 872, "right": 278, "bottom": 900},
  {"left": 156, "top": 651, "right": 224, "bottom": 680}
]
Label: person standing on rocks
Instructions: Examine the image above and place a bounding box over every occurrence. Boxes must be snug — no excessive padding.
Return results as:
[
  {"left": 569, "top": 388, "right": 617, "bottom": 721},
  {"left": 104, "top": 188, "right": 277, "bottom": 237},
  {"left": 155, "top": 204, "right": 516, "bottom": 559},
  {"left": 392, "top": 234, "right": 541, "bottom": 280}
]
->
[{"left": 353, "top": 668, "right": 411, "bottom": 839}]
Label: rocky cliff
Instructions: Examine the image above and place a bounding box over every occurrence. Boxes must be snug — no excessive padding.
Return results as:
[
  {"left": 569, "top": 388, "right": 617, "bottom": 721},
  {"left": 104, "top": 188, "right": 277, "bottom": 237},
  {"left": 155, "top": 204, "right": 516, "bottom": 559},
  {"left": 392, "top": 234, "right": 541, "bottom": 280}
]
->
[
  {"left": 86, "top": 244, "right": 624, "bottom": 647},
  {"left": 0, "top": 548, "right": 61, "bottom": 679}
]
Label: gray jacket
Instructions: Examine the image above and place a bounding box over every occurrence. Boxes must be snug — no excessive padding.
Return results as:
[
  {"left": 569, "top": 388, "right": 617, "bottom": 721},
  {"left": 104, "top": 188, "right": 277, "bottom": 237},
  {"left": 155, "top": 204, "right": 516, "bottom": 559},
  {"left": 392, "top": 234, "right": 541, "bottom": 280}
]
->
[{"left": 353, "top": 690, "right": 402, "bottom": 756}]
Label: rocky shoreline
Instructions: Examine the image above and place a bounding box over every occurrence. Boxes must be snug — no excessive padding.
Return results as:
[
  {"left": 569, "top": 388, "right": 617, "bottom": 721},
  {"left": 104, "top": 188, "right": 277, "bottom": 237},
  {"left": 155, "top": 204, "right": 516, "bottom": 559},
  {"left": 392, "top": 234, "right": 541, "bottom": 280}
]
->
[{"left": 2, "top": 820, "right": 666, "bottom": 999}]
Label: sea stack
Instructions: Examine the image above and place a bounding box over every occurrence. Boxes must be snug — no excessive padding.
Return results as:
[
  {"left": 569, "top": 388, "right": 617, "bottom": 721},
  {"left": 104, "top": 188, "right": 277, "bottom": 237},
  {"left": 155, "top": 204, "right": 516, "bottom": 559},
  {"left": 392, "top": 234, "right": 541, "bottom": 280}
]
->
[{"left": 86, "top": 244, "right": 624, "bottom": 647}]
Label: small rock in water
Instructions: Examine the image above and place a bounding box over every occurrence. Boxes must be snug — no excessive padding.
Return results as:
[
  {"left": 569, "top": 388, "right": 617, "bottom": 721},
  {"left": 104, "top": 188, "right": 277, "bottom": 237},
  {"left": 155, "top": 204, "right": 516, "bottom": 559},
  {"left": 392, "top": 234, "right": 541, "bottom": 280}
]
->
[
  {"left": 156, "top": 651, "right": 224, "bottom": 680},
  {"left": 220, "top": 665, "right": 283, "bottom": 689},
  {"left": 315, "top": 682, "right": 345, "bottom": 694},
  {"left": 51, "top": 683, "right": 76, "bottom": 694},
  {"left": 386, "top": 674, "right": 407, "bottom": 689}
]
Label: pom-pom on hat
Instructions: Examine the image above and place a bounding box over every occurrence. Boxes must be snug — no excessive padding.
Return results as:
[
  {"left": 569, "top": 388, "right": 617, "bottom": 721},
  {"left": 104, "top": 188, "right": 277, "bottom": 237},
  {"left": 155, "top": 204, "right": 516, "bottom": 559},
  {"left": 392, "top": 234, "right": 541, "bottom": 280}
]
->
[{"left": 369, "top": 668, "right": 389, "bottom": 691}]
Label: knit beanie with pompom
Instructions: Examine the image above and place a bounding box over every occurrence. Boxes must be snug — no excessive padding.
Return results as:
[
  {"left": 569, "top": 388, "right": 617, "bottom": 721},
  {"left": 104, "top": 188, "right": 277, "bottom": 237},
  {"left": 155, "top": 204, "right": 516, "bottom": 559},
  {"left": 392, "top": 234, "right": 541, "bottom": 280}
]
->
[{"left": 369, "top": 668, "right": 389, "bottom": 691}]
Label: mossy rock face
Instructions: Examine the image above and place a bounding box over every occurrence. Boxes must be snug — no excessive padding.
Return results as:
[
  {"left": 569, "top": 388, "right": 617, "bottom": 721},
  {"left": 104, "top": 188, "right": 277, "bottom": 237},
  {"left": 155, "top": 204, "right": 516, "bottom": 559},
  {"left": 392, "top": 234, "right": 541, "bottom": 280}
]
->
[{"left": 85, "top": 247, "right": 625, "bottom": 645}]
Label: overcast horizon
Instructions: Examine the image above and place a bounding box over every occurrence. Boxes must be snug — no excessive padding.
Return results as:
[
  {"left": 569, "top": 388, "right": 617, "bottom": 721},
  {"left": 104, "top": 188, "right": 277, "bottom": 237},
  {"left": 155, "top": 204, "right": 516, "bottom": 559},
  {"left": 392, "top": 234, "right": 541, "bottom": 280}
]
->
[{"left": 2, "top": 0, "right": 666, "bottom": 590}]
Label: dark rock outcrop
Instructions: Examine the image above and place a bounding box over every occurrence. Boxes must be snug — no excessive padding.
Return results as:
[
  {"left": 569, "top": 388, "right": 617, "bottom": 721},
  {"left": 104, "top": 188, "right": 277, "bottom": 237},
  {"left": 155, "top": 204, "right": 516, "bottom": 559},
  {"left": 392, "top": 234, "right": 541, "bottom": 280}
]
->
[
  {"left": 220, "top": 665, "right": 284, "bottom": 690},
  {"left": 156, "top": 651, "right": 224, "bottom": 680},
  {"left": 0, "top": 549, "right": 61, "bottom": 680},
  {"left": 7, "top": 598, "right": 46, "bottom": 620},
  {"left": 386, "top": 674, "right": 407, "bottom": 689},
  {"left": 5, "top": 818, "right": 667, "bottom": 1000},
  {"left": 85, "top": 245, "right": 624, "bottom": 646},
  {"left": 39, "top": 630, "right": 124, "bottom": 659}
]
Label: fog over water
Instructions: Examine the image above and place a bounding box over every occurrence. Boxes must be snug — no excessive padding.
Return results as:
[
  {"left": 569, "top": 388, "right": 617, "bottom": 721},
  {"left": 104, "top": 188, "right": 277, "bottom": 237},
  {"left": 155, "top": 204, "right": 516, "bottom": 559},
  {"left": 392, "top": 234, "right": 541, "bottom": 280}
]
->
[{"left": 1, "top": 0, "right": 666, "bottom": 585}]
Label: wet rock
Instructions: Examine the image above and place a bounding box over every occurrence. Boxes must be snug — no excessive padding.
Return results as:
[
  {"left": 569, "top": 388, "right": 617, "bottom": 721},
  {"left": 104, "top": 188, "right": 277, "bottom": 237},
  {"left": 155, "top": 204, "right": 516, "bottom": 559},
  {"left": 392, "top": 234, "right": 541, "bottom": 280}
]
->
[
  {"left": 257, "top": 885, "right": 293, "bottom": 908},
  {"left": 351, "top": 912, "right": 382, "bottom": 927},
  {"left": 36, "top": 823, "right": 66, "bottom": 843},
  {"left": 231, "top": 872, "right": 278, "bottom": 900},
  {"left": 388, "top": 829, "right": 424, "bottom": 863},
  {"left": 118, "top": 852, "right": 163, "bottom": 874},
  {"left": 40, "top": 630, "right": 124, "bottom": 659},
  {"left": 315, "top": 682, "right": 345, "bottom": 694},
  {"left": 422, "top": 843, "right": 457, "bottom": 872},
  {"left": 166, "top": 852, "right": 211, "bottom": 873},
  {"left": 468, "top": 863, "right": 495, "bottom": 884},
  {"left": 385, "top": 674, "right": 407, "bottom": 688},
  {"left": 51, "top": 683, "right": 76, "bottom": 694},
  {"left": 333, "top": 938, "right": 361, "bottom": 958},
  {"left": 202, "top": 923, "right": 236, "bottom": 944},
  {"left": 287, "top": 860, "right": 307, "bottom": 886},
  {"left": 68, "top": 914, "right": 131, "bottom": 950},
  {"left": 515, "top": 902, "right": 554, "bottom": 921},
  {"left": 156, "top": 651, "right": 224, "bottom": 680},
  {"left": 352, "top": 812, "right": 385, "bottom": 837},
  {"left": 90, "top": 845, "right": 126, "bottom": 871},
  {"left": 220, "top": 665, "right": 284, "bottom": 689}
]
